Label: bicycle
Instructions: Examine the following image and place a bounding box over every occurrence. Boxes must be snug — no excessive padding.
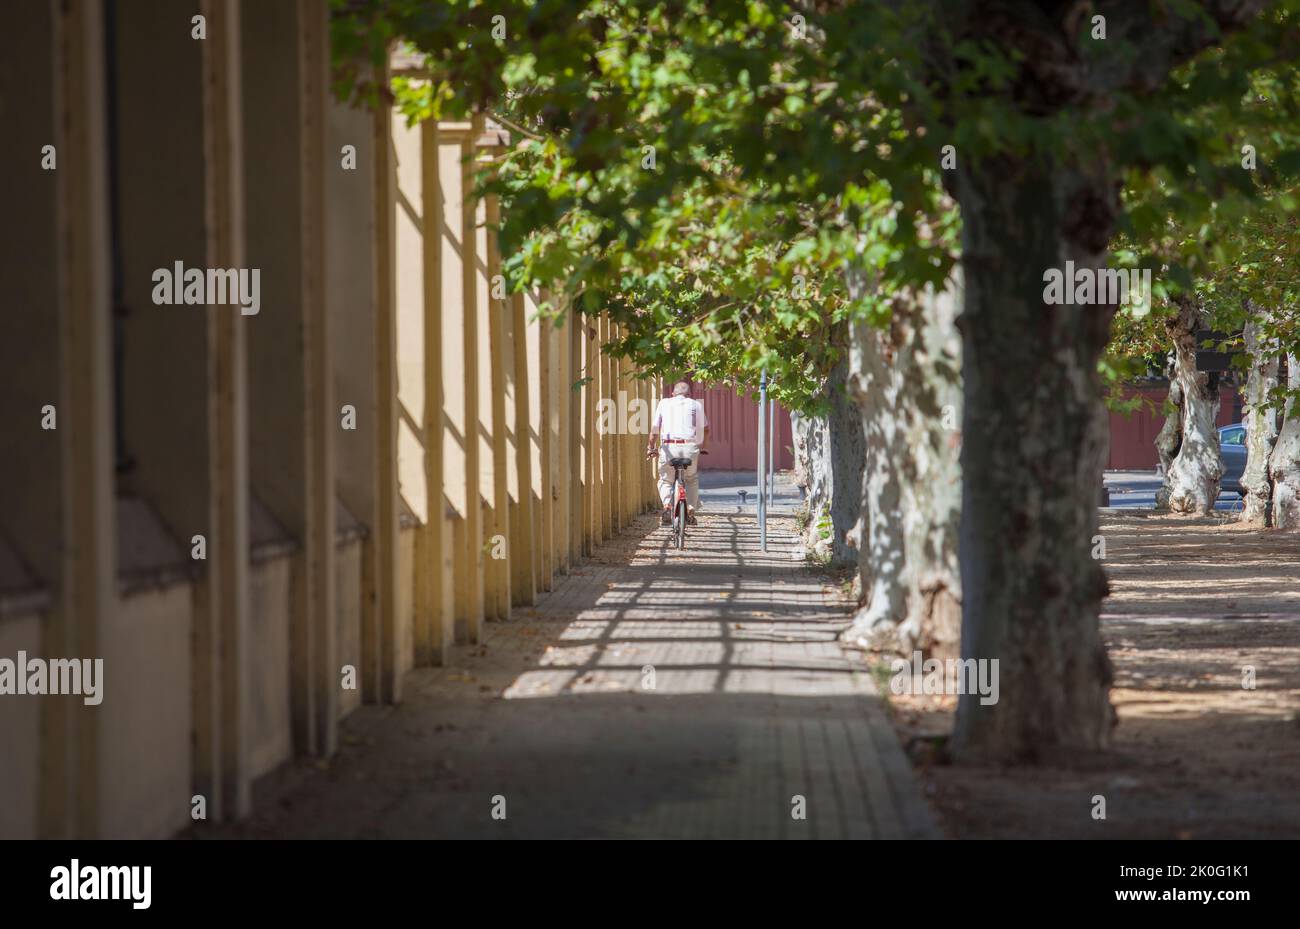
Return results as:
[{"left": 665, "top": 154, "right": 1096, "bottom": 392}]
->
[{"left": 661, "top": 446, "right": 707, "bottom": 549}]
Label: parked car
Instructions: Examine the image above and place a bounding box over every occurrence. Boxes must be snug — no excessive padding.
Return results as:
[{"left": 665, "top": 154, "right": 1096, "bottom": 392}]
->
[{"left": 1219, "top": 423, "right": 1246, "bottom": 494}]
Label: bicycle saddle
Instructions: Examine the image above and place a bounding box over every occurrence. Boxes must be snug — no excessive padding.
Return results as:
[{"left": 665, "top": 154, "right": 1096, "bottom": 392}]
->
[{"left": 669, "top": 457, "right": 693, "bottom": 468}]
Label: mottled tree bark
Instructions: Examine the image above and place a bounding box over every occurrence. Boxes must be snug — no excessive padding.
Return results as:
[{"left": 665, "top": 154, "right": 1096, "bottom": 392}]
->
[
  {"left": 825, "top": 353, "right": 865, "bottom": 565},
  {"left": 936, "top": 0, "right": 1260, "bottom": 764},
  {"left": 1153, "top": 356, "right": 1182, "bottom": 511},
  {"left": 948, "top": 157, "right": 1115, "bottom": 763},
  {"left": 792, "top": 410, "right": 834, "bottom": 558},
  {"left": 1163, "top": 297, "right": 1223, "bottom": 515},
  {"left": 842, "top": 271, "right": 962, "bottom": 660},
  {"left": 1269, "top": 355, "right": 1300, "bottom": 529},
  {"left": 790, "top": 410, "right": 810, "bottom": 497},
  {"left": 1241, "top": 303, "right": 1279, "bottom": 525}
]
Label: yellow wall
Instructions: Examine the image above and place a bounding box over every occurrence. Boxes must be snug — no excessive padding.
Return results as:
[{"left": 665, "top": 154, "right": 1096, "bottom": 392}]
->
[{"left": 0, "top": 1, "right": 656, "bottom": 836}]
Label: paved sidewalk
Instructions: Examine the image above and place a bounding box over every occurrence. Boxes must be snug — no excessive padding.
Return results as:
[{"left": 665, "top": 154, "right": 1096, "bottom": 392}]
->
[{"left": 210, "top": 508, "right": 938, "bottom": 839}]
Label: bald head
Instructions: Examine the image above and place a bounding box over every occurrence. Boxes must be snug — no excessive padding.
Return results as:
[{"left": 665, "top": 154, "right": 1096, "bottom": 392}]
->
[{"left": 672, "top": 381, "right": 690, "bottom": 397}]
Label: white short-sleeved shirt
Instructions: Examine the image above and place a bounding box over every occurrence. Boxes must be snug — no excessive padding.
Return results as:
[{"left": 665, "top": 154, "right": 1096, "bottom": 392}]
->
[{"left": 654, "top": 395, "right": 709, "bottom": 443}]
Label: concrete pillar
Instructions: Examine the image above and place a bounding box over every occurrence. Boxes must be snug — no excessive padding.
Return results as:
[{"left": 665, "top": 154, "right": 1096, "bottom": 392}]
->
[
  {"left": 0, "top": 1, "right": 56, "bottom": 839},
  {"left": 341, "top": 62, "right": 405, "bottom": 696},
  {"left": 202, "top": 0, "right": 253, "bottom": 816},
  {"left": 365, "top": 78, "right": 404, "bottom": 690},
  {"left": 464, "top": 117, "right": 486, "bottom": 640},
  {"left": 546, "top": 312, "right": 561, "bottom": 570},
  {"left": 387, "top": 90, "right": 428, "bottom": 691},
  {"left": 0, "top": 0, "right": 61, "bottom": 588},
  {"left": 58, "top": 0, "right": 115, "bottom": 837},
  {"left": 642, "top": 375, "right": 655, "bottom": 510},
  {"left": 627, "top": 362, "right": 637, "bottom": 516},
  {"left": 593, "top": 320, "right": 605, "bottom": 544},
  {"left": 622, "top": 348, "right": 639, "bottom": 524},
  {"left": 607, "top": 329, "right": 616, "bottom": 531},
  {"left": 417, "top": 117, "right": 454, "bottom": 664},
  {"left": 581, "top": 317, "right": 596, "bottom": 555},
  {"left": 611, "top": 337, "right": 622, "bottom": 530},
  {"left": 528, "top": 295, "right": 553, "bottom": 590},
  {"left": 637, "top": 370, "right": 646, "bottom": 513},
  {"left": 436, "top": 121, "right": 484, "bottom": 639},
  {"left": 481, "top": 187, "right": 510, "bottom": 620},
  {"left": 0, "top": 0, "right": 115, "bottom": 838},
  {"left": 507, "top": 291, "right": 536, "bottom": 604},
  {"left": 624, "top": 359, "right": 632, "bottom": 519},
  {"left": 243, "top": 0, "right": 337, "bottom": 757},
  {"left": 569, "top": 318, "right": 584, "bottom": 562},
  {"left": 633, "top": 374, "right": 645, "bottom": 512},
  {"left": 648, "top": 375, "right": 661, "bottom": 508},
  {"left": 110, "top": 0, "right": 252, "bottom": 818},
  {"left": 547, "top": 306, "right": 570, "bottom": 573},
  {"left": 599, "top": 314, "right": 614, "bottom": 540},
  {"left": 609, "top": 334, "right": 619, "bottom": 532},
  {"left": 329, "top": 82, "right": 376, "bottom": 690},
  {"left": 634, "top": 372, "right": 645, "bottom": 512},
  {"left": 641, "top": 376, "right": 655, "bottom": 510}
]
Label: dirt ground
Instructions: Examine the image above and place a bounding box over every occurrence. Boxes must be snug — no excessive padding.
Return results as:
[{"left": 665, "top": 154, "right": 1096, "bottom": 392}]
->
[{"left": 872, "top": 512, "right": 1300, "bottom": 838}]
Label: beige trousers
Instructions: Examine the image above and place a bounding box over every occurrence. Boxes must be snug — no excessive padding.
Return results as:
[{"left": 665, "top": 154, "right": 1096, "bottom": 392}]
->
[{"left": 657, "top": 442, "right": 700, "bottom": 509}]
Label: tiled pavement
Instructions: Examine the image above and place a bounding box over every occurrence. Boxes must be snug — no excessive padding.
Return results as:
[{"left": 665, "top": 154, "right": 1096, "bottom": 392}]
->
[{"left": 212, "top": 510, "right": 939, "bottom": 839}]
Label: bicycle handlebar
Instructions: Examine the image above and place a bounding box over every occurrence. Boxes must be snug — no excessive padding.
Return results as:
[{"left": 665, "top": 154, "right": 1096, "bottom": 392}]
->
[{"left": 646, "top": 446, "right": 710, "bottom": 458}]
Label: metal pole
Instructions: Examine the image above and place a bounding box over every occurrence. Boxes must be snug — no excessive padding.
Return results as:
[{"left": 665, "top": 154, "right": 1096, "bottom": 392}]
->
[
  {"left": 758, "top": 371, "right": 767, "bottom": 551},
  {"left": 768, "top": 389, "right": 776, "bottom": 507}
]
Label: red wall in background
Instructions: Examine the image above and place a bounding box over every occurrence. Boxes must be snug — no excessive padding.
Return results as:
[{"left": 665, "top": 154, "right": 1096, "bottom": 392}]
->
[
  {"left": 663, "top": 384, "right": 795, "bottom": 471},
  {"left": 1107, "top": 383, "right": 1242, "bottom": 470},
  {"left": 661, "top": 381, "right": 1237, "bottom": 473}
]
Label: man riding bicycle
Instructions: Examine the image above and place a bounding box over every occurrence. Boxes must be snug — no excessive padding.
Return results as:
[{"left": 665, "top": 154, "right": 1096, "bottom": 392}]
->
[{"left": 646, "top": 381, "right": 710, "bottom": 526}]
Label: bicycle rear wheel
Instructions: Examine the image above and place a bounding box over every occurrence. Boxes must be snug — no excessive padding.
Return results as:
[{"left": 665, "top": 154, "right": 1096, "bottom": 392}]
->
[{"left": 675, "top": 499, "right": 687, "bottom": 549}]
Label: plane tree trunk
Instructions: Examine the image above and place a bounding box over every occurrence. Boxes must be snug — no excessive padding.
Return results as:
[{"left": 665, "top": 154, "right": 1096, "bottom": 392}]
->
[
  {"left": 1269, "top": 355, "right": 1300, "bottom": 529},
  {"left": 791, "top": 346, "right": 864, "bottom": 566},
  {"left": 1240, "top": 303, "right": 1279, "bottom": 525},
  {"left": 948, "top": 156, "right": 1115, "bottom": 764},
  {"left": 790, "top": 410, "right": 811, "bottom": 500},
  {"left": 1153, "top": 356, "right": 1182, "bottom": 510},
  {"left": 842, "top": 271, "right": 962, "bottom": 660},
  {"left": 1163, "top": 297, "right": 1223, "bottom": 515},
  {"left": 826, "top": 352, "right": 865, "bottom": 565},
  {"left": 792, "top": 410, "right": 834, "bottom": 559}
]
